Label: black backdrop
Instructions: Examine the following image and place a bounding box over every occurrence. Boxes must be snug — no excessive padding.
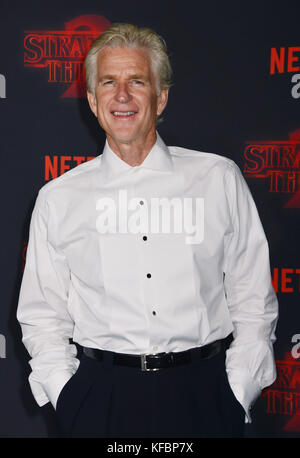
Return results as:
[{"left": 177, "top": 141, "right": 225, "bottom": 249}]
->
[{"left": 1, "top": 0, "right": 300, "bottom": 438}]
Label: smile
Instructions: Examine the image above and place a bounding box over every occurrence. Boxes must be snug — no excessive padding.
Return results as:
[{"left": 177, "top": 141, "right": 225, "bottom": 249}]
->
[{"left": 111, "top": 111, "right": 138, "bottom": 118}]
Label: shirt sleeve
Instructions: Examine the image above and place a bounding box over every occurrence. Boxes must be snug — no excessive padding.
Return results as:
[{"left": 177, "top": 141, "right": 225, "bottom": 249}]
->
[
  {"left": 16, "top": 188, "right": 79, "bottom": 409},
  {"left": 223, "top": 161, "right": 279, "bottom": 423}
]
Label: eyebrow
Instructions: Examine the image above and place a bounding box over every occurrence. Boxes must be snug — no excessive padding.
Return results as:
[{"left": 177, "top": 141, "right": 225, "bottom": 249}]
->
[
  {"left": 128, "top": 74, "right": 148, "bottom": 80},
  {"left": 98, "top": 75, "right": 116, "bottom": 82},
  {"left": 98, "top": 74, "right": 149, "bottom": 82}
]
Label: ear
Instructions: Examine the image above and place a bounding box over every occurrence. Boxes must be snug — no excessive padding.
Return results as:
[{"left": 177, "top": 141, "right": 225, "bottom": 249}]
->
[
  {"left": 87, "top": 91, "right": 98, "bottom": 117},
  {"left": 157, "top": 88, "right": 169, "bottom": 116}
]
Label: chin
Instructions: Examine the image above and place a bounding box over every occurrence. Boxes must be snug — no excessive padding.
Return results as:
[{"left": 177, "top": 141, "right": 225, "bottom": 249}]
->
[{"left": 109, "top": 130, "right": 140, "bottom": 144}]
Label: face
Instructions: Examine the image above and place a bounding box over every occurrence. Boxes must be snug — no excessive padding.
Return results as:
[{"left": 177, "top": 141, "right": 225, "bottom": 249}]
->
[{"left": 87, "top": 46, "right": 168, "bottom": 150}]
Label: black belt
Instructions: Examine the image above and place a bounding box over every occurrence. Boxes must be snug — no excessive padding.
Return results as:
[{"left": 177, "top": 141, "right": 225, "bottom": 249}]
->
[{"left": 82, "top": 339, "right": 225, "bottom": 371}]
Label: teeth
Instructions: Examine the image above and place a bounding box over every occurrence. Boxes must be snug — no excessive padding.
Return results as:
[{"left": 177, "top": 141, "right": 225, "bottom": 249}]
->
[{"left": 113, "top": 111, "right": 136, "bottom": 116}]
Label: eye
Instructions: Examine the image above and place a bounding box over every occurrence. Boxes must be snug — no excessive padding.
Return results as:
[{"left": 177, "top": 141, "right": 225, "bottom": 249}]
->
[
  {"left": 132, "top": 80, "right": 144, "bottom": 85},
  {"left": 103, "top": 80, "right": 114, "bottom": 86}
]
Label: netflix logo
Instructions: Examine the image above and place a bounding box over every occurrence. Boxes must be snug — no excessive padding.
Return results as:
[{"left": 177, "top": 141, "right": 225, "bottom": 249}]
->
[
  {"left": 270, "top": 47, "right": 300, "bottom": 99},
  {"left": 272, "top": 268, "right": 300, "bottom": 293},
  {"left": 44, "top": 154, "right": 96, "bottom": 181}
]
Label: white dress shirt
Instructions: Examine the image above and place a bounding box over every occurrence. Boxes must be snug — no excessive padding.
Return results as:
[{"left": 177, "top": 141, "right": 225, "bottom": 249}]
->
[{"left": 17, "top": 132, "right": 278, "bottom": 423}]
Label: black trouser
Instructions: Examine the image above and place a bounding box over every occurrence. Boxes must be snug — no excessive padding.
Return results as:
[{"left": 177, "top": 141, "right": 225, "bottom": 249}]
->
[{"left": 55, "top": 345, "right": 245, "bottom": 438}]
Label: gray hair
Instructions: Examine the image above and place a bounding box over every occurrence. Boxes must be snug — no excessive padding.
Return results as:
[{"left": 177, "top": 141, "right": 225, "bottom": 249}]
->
[{"left": 84, "top": 23, "right": 172, "bottom": 96}]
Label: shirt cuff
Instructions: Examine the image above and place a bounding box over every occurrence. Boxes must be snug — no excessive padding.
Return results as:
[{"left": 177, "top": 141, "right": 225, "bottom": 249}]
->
[
  {"left": 43, "top": 370, "right": 74, "bottom": 410},
  {"left": 226, "top": 369, "right": 262, "bottom": 423}
]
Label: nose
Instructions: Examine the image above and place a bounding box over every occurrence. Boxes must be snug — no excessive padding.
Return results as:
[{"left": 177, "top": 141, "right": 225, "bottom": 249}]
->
[{"left": 115, "top": 82, "right": 132, "bottom": 103}]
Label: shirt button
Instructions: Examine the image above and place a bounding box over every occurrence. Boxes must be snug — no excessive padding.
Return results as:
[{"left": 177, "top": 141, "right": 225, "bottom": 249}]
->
[
  {"left": 152, "top": 310, "right": 156, "bottom": 315},
  {"left": 147, "top": 273, "right": 152, "bottom": 278},
  {"left": 143, "top": 236, "right": 148, "bottom": 241},
  {"left": 139, "top": 200, "right": 144, "bottom": 205}
]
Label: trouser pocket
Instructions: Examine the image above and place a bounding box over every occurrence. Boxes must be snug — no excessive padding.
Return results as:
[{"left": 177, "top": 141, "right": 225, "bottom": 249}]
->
[
  {"left": 55, "top": 357, "right": 95, "bottom": 437},
  {"left": 218, "top": 367, "right": 245, "bottom": 437},
  {"left": 222, "top": 369, "right": 244, "bottom": 413}
]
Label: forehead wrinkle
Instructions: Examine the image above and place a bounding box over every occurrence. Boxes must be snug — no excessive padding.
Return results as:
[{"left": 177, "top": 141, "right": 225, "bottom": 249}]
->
[
  {"left": 99, "top": 71, "right": 150, "bottom": 81},
  {"left": 97, "top": 48, "right": 153, "bottom": 75}
]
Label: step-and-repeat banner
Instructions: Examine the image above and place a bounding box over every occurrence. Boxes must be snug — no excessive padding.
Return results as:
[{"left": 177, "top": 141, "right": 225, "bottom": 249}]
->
[{"left": 1, "top": 1, "right": 299, "bottom": 438}]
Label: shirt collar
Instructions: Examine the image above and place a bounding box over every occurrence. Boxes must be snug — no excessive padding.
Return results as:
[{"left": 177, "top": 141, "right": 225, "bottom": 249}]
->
[{"left": 101, "top": 132, "right": 174, "bottom": 182}]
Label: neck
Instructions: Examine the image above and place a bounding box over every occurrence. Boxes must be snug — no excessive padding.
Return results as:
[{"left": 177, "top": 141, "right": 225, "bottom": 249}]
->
[{"left": 106, "top": 130, "right": 157, "bottom": 166}]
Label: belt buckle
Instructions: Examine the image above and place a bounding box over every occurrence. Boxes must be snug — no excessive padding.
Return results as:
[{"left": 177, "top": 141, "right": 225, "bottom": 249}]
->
[{"left": 141, "top": 354, "right": 160, "bottom": 371}]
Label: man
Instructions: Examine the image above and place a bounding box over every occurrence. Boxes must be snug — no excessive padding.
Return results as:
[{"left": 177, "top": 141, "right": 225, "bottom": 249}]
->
[{"left": 17, "top": 23, "right": 278, "bottom": 438}]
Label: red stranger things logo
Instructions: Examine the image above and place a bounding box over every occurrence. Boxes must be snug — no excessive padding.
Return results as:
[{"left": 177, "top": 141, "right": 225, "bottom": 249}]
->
[
  {"left": 262, "top": 354, "right": 300, "bottom": 431},
  {"left": 24, "top": 14, "right": 110, "bottom": 98},
  {"left": 243, "top": 129, "right": 300, "bottom": 208}
]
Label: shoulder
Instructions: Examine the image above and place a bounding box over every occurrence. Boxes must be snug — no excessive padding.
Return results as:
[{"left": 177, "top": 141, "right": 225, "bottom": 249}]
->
[
  {"left": 37, "top": 155, "right": 102, "bottom": 199},
  {"left": 168, "top": 145, "right": 239, "bottom": 173}
]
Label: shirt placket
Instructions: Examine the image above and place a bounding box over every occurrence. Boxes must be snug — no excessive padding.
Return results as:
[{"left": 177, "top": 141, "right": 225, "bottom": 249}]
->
[{"left": 130, "top": 168, "right": 162, "bottom": 355}]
